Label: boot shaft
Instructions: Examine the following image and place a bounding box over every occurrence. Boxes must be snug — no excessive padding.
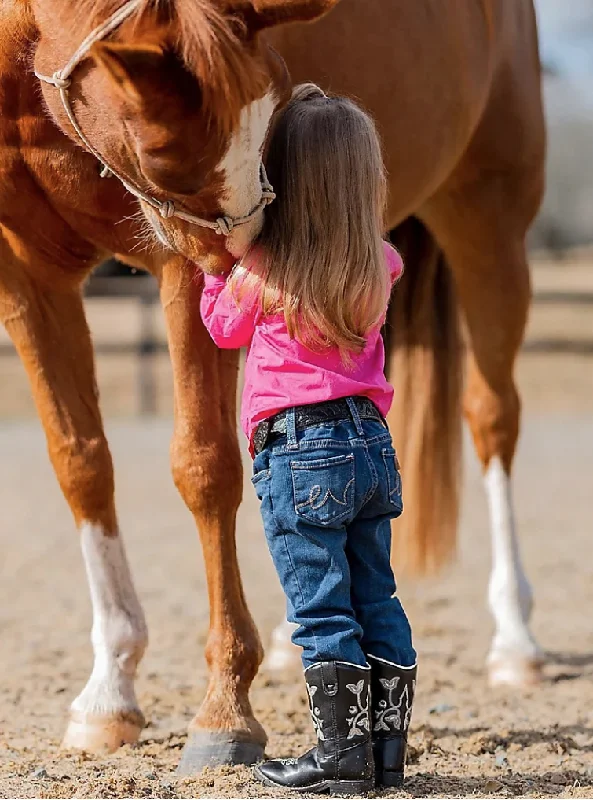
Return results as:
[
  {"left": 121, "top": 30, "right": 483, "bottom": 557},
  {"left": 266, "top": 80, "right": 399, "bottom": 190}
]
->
[
  {"left": 304, "top": 661, "right": 374, "bottom": 781},
  {"left": 368, "top": 656, "right": 417, "bottom": 787},
  {"left": 305, "top": 661, "right": 371, "bottom": 745},
  {"left": 368, "top": 656, "right": 416, "bottom": 738}
]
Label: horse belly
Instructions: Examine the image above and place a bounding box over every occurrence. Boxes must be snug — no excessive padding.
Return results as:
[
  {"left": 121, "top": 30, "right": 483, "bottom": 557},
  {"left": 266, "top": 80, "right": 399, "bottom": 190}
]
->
[{"left": 266, "top": 0, "right": 493, "bottom": 225}]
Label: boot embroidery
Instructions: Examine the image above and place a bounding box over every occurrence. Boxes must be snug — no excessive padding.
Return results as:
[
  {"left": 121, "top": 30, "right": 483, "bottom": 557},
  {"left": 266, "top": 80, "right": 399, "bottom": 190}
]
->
[
  {"left": 306, "top": 683, "right": 326, "bottom": 740},
  {"left": 374, "top": 676, "right": 413, "bottom": 733},
  {"left": 403, "top": 679, "right": 416, "bottom": 730},
  {"left": 277, "top": 757, "right": 299, "bottom": 766},
  {"left": 346, "top": 679, "right": 371, "bottom": 739}
]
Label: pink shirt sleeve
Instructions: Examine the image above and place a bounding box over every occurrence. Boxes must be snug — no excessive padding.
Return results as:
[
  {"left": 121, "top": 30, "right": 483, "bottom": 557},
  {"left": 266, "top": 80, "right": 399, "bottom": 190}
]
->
[
  {"left": 200, "top": 271, "right": 260, "bottom": 349},
  {"left": 383, "top": 240, "right": 404, "bottom": 286}
]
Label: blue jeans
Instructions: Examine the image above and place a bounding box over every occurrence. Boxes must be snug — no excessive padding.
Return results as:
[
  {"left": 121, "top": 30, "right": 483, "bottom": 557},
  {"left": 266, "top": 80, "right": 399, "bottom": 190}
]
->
[{"left": 252, "top": 398, "right": 416, "bottom": 669}]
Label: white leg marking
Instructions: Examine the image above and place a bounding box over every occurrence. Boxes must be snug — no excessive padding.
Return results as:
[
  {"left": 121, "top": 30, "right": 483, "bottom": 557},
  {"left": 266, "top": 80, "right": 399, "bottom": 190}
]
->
[
  {"left": 66, "top": 523, "right": 147, "bottom": 735},
  {"left": 263, "top": 618, "right": 301, "bottom": 672},
  {"left": 484, "top": 458, "right": 543, "bottom": 684},
  {"left": 219, "top": 91, "right": 276, "bottom": 259}
]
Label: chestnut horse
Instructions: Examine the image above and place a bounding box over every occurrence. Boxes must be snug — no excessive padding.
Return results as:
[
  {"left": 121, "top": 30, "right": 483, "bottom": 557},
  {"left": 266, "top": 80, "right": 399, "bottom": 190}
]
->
[{"left": 0, "top": 0, "right": 544, "bottom": 774}]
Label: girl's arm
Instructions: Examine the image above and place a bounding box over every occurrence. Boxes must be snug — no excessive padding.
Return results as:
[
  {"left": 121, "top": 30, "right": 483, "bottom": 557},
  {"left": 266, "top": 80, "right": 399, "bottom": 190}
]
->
[{"left": 200, "top": 271, "right": 259, "bottom": 349}]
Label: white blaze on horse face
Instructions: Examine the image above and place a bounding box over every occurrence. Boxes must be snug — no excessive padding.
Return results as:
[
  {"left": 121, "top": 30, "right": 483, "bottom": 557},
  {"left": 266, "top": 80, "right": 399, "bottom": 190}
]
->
[
  {"left": 66, "top": 523, "right": 147, "bottom": 731},
  {"left": 484, "top": 458, "right": 542, "bottom": 685},
  {"left": 219, "top": 91, "right": 276, "bottom": 259}
]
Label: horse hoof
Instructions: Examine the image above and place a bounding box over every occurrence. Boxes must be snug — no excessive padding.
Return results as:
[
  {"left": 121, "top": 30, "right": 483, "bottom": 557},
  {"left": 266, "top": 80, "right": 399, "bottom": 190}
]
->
[
  {"left": 488, "top": 656, "right": 544, "bottom": 688},
  {"left": 176, "top": 732, "right": 265, "bottom": 775},
  {"left": 62, "top": 711, "right": 144, "bottom": 753}
]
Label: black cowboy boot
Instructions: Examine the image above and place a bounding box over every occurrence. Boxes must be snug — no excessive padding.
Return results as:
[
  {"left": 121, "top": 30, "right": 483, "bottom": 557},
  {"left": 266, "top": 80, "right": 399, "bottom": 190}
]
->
[
  {"left": 255, "top": 661, "right": 374, "bottom": 795},
  {"left": 368, "top": 655, "right": 417, "bottom": 787}
]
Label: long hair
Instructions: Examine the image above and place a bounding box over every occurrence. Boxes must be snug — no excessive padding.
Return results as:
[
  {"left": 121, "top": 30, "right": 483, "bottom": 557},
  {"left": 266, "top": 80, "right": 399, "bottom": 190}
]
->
[{"left": 231, "top": 83, "right": 389, "bottom": 361}]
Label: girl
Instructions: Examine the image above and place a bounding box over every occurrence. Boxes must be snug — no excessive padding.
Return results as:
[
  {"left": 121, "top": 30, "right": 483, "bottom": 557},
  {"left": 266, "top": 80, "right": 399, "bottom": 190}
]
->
[{"left": 200, "top": 84, "right": 417, "bottom": 795}]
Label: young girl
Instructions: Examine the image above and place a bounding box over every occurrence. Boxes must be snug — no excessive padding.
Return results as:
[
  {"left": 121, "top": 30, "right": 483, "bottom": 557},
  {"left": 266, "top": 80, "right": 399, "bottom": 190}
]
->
[{"left": 200, "top": 84, "right": 417, "bottom": 795}]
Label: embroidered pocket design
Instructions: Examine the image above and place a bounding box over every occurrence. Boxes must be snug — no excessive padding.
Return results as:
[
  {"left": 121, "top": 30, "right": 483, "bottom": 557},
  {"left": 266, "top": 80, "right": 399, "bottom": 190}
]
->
[
  {"left": 291, "top": 453, "right": 355, "bottom": 527},
  {"left": 300, "top": 479, "right": 354, "bottom": 511}
]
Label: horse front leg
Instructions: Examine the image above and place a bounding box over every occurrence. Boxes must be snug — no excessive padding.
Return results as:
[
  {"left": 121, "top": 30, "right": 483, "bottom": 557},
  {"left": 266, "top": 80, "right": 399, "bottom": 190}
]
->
[
  {"left": 0, "top": 252, "right": 147, "bottom": 751},
  {"left": 160, "top": 262, "right": 265, "bottom": 773}
]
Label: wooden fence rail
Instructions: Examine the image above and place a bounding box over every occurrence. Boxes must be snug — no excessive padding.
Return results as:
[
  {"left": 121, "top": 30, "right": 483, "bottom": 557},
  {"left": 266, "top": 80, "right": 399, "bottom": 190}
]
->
[{"left": 0, "top": 278, "right": 592, "bottom": 415}]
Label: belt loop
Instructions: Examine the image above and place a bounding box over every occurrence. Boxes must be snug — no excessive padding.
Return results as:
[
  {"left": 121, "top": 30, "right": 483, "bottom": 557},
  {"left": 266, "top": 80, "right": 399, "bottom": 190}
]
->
[
  {"left": 346, "top": 397, "right": 364, "bottom": 436},
  {"left": 286, "top": 407, "right": 299, "bottom": 450}
]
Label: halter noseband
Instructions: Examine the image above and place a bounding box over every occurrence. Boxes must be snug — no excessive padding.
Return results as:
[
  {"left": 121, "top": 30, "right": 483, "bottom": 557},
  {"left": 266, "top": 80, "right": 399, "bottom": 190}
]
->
[{"left": 35, "top": 0, "right": 276, "bottom": 237}]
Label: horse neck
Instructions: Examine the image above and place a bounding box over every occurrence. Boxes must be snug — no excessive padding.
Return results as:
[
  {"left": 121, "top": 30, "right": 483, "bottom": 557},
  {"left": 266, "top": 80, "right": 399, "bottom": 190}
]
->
[{"left": 0, "top": 6, "right": 149, "bottom": 269}]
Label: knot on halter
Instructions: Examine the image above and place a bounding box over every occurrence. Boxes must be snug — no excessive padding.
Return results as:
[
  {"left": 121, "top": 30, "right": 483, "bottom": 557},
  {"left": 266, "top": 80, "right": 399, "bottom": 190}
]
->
[
  {"left": 262, "top": 187, "right": 276, "bottom": 205},
  {"left": 51, "top": 71, "right": 71, "bottom": 90},
  {"left": 159, "top": 200, "right": 175, "bottom": 219},
  {"left": 215, "top": 216, "right": 234, "bottom": 236}
]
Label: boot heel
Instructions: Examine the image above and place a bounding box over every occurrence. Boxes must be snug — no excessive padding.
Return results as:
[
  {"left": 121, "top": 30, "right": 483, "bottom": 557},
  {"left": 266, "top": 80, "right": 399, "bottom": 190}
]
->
[
  {"left": 378, "top": 770, "right": 404, "bottom": 788},
  {"left": 328, "top": 778, "right": 375, "bottom": 796}
]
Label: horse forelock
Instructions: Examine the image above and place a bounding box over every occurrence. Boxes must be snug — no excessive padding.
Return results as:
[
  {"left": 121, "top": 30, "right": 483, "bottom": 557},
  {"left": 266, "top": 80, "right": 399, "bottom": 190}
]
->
[
  {"left": 173, "top": 0, "right": 269, "bottom": 137},
  {"left": 56, "top": 0, "right": 268, "bottom": 138}
]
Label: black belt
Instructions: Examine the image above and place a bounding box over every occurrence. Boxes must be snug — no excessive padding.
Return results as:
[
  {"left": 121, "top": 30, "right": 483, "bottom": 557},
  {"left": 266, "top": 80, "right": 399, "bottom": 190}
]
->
[{"left": 253, "top": 397, "right": 385, "bottom": 455}]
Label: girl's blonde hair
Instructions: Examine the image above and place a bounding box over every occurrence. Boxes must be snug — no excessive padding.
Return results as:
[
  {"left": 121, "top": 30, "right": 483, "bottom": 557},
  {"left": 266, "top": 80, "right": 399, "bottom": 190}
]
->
[{"left": 231, "top": 83, "right": 389, "bottom": 360}]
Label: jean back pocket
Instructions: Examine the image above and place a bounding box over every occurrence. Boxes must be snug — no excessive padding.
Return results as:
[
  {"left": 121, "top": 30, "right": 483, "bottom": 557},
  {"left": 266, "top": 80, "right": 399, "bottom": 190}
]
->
[
  {"left": 381, "top": 447, "right": 403, "bottom": 517},
  {"left": 291, "top": 453, "right": 355, "bottom": 527}
]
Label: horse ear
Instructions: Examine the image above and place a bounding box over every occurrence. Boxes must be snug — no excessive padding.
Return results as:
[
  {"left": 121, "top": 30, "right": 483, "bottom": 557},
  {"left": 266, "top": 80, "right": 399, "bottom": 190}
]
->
[
  {"left": 91, "top": 42, "right": 164, "bottom": 107},
  {"left": 234, "top": 0, "right": 340, "bottom": 33}
]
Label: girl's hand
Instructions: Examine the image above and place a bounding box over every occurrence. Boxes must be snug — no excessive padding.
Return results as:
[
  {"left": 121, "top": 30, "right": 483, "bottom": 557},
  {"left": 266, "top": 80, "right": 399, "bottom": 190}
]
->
[
  {"left": 196, "top": 249, "right": 237, "bottom": 276},
  {"left": 199, "top": 264, "right": 233, "bottom": 277}
]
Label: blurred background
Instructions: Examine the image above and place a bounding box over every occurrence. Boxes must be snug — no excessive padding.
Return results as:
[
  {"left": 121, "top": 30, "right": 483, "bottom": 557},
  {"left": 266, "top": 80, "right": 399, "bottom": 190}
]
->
[
  {"left": 0, "top": 0, "right": 591, "bottom": 418},
  {"left": 532, "top": 0, "right": 593, "bottom": 252}
]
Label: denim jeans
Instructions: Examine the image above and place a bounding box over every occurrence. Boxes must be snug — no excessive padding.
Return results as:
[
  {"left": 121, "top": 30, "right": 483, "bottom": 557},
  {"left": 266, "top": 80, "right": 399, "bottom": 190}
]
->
[{"left": 252, "top": 397, "right": 416, "bottom": 669}]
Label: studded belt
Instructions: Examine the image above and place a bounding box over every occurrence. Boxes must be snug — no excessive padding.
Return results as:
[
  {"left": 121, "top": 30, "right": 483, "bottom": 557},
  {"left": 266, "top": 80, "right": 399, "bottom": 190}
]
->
[{"left": 252, "top": 397, "right": 385, "bottom": 455}]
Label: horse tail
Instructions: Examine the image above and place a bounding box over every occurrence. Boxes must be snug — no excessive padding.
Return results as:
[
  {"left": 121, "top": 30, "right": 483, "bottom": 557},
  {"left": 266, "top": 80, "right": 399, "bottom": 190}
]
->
[{"left": 386, "top": 217, "right": 463, "bottom": 575}]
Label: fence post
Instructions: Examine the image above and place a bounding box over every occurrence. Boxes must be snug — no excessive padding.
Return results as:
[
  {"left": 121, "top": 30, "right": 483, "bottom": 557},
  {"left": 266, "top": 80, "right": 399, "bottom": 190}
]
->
[{"left": 138, "top": 291, "right": 157, "bottom": 415}]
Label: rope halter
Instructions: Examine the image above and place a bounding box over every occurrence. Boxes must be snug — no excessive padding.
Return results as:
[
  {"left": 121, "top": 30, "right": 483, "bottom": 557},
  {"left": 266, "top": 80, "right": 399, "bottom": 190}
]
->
[{"left": 35, "top": 0, "right": 276, "bottom": 237}]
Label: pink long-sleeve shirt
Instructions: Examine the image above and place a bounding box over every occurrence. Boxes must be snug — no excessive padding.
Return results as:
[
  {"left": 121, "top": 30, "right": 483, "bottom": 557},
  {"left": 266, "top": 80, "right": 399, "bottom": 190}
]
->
[{"left": 200, "top": 241, "right": 403, "bottom": 454}]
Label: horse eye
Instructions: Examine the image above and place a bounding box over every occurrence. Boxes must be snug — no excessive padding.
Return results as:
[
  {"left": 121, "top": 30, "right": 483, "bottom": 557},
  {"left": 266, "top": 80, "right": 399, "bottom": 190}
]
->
[{"left": 140, "top": 154, "right": 204, "bottom": 196}]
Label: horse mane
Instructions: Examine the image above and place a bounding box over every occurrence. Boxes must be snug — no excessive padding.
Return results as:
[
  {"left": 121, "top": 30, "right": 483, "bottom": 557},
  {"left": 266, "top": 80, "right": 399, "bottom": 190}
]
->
[{"left": 57, "top": 0, "right": 267, "bottom": 135}]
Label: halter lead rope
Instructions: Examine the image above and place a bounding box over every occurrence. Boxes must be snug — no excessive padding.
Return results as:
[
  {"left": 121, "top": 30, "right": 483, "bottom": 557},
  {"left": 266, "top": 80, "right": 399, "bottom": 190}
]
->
[{"left": 35, "top": 0, "right": 275, "bottom": 237}]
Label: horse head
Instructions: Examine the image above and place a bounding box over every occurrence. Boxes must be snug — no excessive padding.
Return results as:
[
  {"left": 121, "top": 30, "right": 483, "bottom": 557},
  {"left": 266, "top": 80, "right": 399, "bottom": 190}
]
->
[{"left": 34, "top": 0, "right": 339, "bottom": 272}]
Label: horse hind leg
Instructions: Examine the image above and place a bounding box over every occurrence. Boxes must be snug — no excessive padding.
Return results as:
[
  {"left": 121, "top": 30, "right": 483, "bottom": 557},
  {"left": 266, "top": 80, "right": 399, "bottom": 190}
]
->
[
  {"left": 0, "top": 246, "right": 147, "bottom": 750},
  {"left": 423, "top": 178, "right": 544, "bottom": 688},
  {"left": 482, "top": 452, "right": 542, "bottom": 686},
  {"left": 472, "top": 329, "right": 544, "bottom": 686}
]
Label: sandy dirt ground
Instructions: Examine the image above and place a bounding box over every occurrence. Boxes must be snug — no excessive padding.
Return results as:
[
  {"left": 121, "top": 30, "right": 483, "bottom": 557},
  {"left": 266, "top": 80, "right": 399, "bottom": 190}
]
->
[{"left": 0, "top": 256, "right": 592, "bottom": 798}]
